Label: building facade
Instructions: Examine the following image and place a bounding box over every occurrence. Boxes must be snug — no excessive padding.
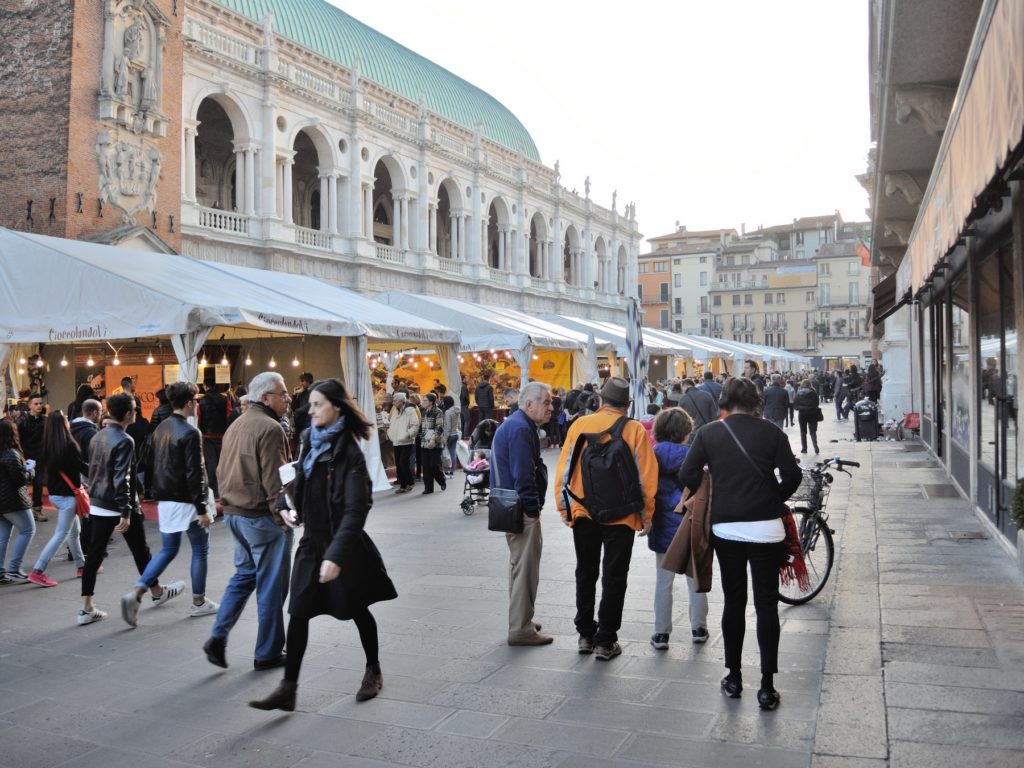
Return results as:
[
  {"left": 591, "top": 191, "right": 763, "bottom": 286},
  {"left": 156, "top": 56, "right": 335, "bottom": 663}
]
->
[
  {"left": 0, "top": 0, "right": 640, "bottom": 321},
  {"left": 866, "top": 0, "right": 1024, "bottom": 557}
]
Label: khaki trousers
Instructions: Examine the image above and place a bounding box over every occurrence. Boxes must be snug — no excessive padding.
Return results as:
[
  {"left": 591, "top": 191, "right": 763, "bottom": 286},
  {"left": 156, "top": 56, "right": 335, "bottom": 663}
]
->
[{"left": 506, "top": 514, "right": 543, "bottom": 640}]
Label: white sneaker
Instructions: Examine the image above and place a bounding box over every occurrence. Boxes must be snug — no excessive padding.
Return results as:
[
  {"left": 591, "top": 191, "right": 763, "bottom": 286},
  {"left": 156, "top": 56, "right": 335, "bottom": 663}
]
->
[
  {"left": 151, "top": 580, "right": 186, "bottom": 608},
  {"left": 121, "top": 591, "right": 141, "bottom": 627},
  {"left": 190, "top": 599, "right": 219, "bottom": 617},
  {"left": 78, "top": 608, "right": 107, "bottom": 625}
]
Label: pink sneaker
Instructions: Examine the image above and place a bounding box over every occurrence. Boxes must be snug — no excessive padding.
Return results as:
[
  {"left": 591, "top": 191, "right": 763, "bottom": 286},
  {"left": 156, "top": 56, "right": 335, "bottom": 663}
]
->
[{"left": 28, "top": 571, "right": 59, "bottom": 588}]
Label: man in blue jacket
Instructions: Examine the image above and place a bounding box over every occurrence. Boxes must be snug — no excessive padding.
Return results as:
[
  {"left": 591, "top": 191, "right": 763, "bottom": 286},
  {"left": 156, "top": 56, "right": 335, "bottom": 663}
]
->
[{"left": 490, "top": 381, "right": 553, "bottom": 646}]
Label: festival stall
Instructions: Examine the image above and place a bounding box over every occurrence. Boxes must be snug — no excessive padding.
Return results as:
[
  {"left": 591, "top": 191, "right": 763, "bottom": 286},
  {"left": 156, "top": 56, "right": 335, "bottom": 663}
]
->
[
  {"left": 375, "top": 292, "right": 613, "bottom": 415},
  {"left": 0, "top": 228, "right": 460, "bottom": 491}
]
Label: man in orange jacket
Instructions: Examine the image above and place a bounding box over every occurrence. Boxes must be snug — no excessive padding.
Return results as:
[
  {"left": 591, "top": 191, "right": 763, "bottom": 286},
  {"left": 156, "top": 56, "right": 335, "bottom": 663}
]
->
[{"left": 555, "top": 377, "right": 657, "bottom": 661}]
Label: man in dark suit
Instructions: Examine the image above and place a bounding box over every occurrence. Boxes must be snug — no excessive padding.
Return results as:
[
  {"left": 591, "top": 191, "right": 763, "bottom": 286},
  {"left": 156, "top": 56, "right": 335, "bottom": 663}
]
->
[{"left": 761, "top": 374, "right": 790, "bottom": 429}]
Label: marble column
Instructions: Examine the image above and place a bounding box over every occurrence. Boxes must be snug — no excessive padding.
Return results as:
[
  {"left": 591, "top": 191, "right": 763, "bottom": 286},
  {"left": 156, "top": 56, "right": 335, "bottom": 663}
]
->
[
  {"left": 319, "top": 174, "right": 329, "bottom": 230},
  {"left": 327, "top": 174, "right": 338, "bottom": 234},
  {"left": 233, "top": 148, "right": 245, "bottom": 213},
  {"left": 243, "top": 148, "right": 256, "bottom": 216},
  {"left": 282, "top": 157, "right": 294, "bottom": 224},
  {"left": 450, "top": 213, "right": 459, "bottom": 259},
  {"left": 428, "top": 203, "right": 437, "bottom": 254},
  {"left": 184, "top": 126, "right": 197, "bottom": 202}
]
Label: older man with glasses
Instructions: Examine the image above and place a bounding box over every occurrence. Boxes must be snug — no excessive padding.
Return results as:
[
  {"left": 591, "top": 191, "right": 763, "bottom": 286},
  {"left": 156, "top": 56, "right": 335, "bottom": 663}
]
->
[{"left": 203, "top": 371, "right": 294, "bottom": 671}]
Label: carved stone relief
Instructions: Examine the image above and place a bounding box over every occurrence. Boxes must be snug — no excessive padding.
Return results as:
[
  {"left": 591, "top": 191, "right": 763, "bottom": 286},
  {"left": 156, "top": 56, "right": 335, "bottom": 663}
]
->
[
  {"left": 883, "top": 219, "right": 914, "bottom": 245},
  {"left": 893, "top": 86, "right": 956, "bottom": 137},
  {"left": 100, "top": 0, "right": 171, "bottom": 137},
  {"left": 97, "top": 130, "right": 161, "bottom": 225}
]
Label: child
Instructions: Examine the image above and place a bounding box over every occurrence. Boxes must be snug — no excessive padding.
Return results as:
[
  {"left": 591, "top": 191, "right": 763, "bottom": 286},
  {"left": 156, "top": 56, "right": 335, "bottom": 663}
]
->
[
  {"left": 647, "top": 407, "right": 709, "bottom": 650},
  {"left": 465, "top": 450, "right": 489, "bottom": 486}
]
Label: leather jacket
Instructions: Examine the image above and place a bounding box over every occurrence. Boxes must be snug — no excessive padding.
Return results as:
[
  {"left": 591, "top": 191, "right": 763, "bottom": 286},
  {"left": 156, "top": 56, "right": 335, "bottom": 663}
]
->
[
  {"left": 150, "top": 413, "right": 209, "bottom": 515},
  {"left": 87, "top": 424, "right": 138, "bottom": 517}
]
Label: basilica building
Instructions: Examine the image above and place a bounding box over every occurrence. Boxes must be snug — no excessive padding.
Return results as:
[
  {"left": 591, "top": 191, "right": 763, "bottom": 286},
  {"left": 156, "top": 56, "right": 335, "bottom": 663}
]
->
[{"left": 0, "top": 0, "right": 639, "bottom": 319}]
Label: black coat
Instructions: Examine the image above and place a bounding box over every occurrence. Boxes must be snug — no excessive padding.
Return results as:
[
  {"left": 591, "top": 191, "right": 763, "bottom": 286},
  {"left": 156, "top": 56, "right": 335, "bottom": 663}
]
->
[
  {"left": 474, "top": 381, "right": 495, "bottom": 409},
  {"left": 762, "top": 384, "right": 790, "bottom": 421},
  {"left": 793, "top": 387, "right": 820, "bottom": 415},
  {"left": 678, "top": 414, "right": 801, "bottom": 525},
  {"left": 288, "top": 430, "right": 397, "bottom": 620},
  {"left": 0, "top": 447, "right": 33, "bottom": 513}
]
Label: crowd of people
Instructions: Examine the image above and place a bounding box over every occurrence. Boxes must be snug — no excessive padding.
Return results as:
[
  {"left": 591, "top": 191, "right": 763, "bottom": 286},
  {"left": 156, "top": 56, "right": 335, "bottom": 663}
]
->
[
  {"left": 0, "top": 371, "right": 396, "bottom": 711},
  {"left": 1, "top": 357, "right": 884, "bottom": 715}
]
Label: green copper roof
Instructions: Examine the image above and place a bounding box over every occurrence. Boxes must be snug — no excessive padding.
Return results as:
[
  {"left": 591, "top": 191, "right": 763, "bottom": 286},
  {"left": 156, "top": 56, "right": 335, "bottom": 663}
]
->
[{"left": 212, "top": 0, "right": 541, "bottom": 162}]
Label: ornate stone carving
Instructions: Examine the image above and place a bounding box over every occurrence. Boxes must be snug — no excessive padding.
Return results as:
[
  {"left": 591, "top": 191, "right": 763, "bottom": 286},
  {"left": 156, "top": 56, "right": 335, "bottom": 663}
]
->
[
  {"left": 883, "top": 219, "right": 914, "bottom": 245},
  {"left": 894, "top": 86, "right": 956, "bottom": 137},
  {"left": 97, "top": 130, "right": 161, "bottom": 225},
  {"left": 884, "top": 172, "right": 923, "bottom": 205},
  {"left": 100, "top": 1, "right": 171, "bottom": 137}
]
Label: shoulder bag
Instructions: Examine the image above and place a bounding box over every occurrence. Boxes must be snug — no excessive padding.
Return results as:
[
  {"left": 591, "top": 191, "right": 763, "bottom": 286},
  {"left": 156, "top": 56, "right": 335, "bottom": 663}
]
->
[
  {"left": 487, "top": 446, "right": 524, "bottom": 534},
  {"left": 58, "top": 471, "right": 91, "bottom": 517}
]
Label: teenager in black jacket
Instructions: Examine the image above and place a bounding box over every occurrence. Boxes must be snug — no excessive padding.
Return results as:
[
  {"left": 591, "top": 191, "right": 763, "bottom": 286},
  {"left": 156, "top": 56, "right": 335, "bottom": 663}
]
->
[{"left": 678, "top": 377, "right": 801, "bottom": 711}]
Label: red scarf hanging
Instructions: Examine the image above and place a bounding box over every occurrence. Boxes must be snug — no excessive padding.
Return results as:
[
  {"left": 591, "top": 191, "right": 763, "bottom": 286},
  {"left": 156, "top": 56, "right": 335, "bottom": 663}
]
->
[{"left": 780, "top": 508, "right": 811, "bottom": 591}]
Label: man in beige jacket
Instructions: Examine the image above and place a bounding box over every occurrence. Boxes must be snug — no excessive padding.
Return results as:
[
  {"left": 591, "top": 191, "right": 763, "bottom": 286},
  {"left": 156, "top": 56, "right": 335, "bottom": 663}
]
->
[{"left": 203, "top": 371, "right": 293, "bottom": 672}]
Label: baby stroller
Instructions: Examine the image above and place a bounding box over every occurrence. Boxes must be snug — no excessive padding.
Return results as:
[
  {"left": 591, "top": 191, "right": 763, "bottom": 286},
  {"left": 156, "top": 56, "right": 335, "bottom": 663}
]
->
[{"left": 457, "top": 440, "right": 490, "bottom": 515}]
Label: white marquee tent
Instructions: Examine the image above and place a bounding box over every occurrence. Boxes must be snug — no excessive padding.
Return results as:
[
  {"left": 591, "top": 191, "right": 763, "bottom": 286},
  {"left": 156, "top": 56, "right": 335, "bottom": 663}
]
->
[{"left": 0, "top": 228, "right": 460, "bottom": 491}]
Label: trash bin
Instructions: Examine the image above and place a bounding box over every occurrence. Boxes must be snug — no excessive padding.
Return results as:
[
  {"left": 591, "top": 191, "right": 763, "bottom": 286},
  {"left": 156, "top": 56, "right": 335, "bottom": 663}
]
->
[{"left": 853, "top": 398, "right": 879, "bottom": 441}]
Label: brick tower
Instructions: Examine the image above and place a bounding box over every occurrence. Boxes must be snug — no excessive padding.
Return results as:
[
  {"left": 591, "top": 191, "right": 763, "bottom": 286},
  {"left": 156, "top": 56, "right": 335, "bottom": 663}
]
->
[{"left": 0, "top": 0, "right": 182, "bottom": 250}]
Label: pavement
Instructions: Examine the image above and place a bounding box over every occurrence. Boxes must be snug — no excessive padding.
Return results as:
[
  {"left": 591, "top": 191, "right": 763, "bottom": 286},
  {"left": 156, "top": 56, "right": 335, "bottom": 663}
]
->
[{"left": 1, "top": 415, "right": 1023, "bottom": 768}]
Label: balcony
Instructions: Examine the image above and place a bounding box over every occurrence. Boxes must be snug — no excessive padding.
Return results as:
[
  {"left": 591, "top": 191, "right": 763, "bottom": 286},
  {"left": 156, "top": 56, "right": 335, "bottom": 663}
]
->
[
  {"left": 197, "top": 206, "right": 248, "bottom": 235},
  {"left": 374, "top": 244, "right": 404, "bottom": 264},
  {"left": 438, "top": 258, "right": 462, "bottom": 275},
  {"left": 295, "top": 226, "right": 332, "bottom": 250}
]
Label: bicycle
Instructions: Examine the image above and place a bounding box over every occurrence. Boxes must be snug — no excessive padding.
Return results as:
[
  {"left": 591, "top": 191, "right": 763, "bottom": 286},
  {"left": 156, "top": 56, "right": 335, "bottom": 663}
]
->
[{"left": 778, "top": 456, "right": 859, "bottom": 605}]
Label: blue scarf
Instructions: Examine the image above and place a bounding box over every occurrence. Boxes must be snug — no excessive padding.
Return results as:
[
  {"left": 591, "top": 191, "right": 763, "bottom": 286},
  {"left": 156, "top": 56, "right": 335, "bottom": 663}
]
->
[{"left": 302, "top": 417, "right": 345, "bottom": 477}]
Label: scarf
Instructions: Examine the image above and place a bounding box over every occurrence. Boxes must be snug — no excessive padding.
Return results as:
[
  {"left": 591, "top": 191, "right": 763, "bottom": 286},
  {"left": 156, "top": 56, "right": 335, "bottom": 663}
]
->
[
  {"left": 302, "top": 417, "right": 345, "bottom": 477},
  {"left": 779, "top": 508, "right": 811, "bottom": 591}
]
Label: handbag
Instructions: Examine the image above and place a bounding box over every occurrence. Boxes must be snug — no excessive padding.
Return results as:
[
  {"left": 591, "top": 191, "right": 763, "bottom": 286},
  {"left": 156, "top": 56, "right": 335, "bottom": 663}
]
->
[
  {"left": 421, "top": 428, "right": 440, "bottom": 450},
  {"left": 58, "top": 471, "right": 91, "bottom": 517},
  {"left": 486, "top": 447, "right": 524, "bottom": 534},
  {"left": 814, "top": 407, "right": 825, "bottom": 422}
]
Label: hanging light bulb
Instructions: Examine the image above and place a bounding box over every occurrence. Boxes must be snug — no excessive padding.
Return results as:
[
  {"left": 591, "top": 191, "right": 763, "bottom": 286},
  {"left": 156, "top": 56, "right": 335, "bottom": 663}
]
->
[
  {"left": 60, "top": 355, "right": 68, "bottom": 368},
  {"left": 112, "top": 355, "right": 121, "bottom": 366},
  {"left": 146, "top": 351, "right": 155, "bottom": 364},
  {"left": 86, "top": 355, "right": 94, "bottom": 367},
  {"left": 532, "top": 354, "right": 539, "bottom": 360},
  {"left": 413, "top": 362, "right": 419, "bottom": 369},
  {"left": 244, "top": 353, "right": 252, "bottom": 366},
  {"left": 458, "top": 356, "right": 464, "bottom": 364},
  {"left": 291, "top": 356, "right": 300, "bottom": 367},
  {"left": 268, "top": 356, "right": 277, "bottom": 369},
  {"left": 199, "top": 354, "right": 208, "bottom": 367},
  {"left": 220, "top": 353, "right": 229, "bottom": 366},
  {"left": 17, "top": 356, "right": 26, "bottom": 365},
  {"left": 17, "top": 367, "right": 25, "bottom": 375},
  {"left": 35, "top": 358, "right": 44, "bottom": 368}
]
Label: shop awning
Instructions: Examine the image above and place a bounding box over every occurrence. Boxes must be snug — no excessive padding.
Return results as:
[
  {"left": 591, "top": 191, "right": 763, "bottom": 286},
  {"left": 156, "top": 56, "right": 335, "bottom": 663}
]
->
[
  {"left": 542, "top": 315, "right": 691, "bottom": 359},
  {"left": 904, "top": 0, "right": 1024, "bottom": 293},
  {"left": 871, "top": 272, "right": 912, "bottom": 325}
]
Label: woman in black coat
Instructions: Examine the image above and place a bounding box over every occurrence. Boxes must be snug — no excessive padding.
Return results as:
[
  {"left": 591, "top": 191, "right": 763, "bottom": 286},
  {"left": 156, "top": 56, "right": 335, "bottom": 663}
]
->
[
  {"left": 678, "top": 377, "right": 801, "bottom": 711},
  {"left": 250, "top": 379, "right": 397, "bottom": 712},
  {"left": 793, "top": 377, "right": 821, "bottom": 454}
]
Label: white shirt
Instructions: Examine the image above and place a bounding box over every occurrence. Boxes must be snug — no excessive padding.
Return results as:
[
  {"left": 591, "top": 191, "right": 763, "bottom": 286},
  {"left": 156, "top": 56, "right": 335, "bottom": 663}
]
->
[
  {"left": 713, "top": 518, "right": 785, "bottom": 543},
  {"left": 157, "top": 500, "right": 198, "bottom": 534},
  {"left": 88, "top": 504, "right": 120, "bottom": 518}
]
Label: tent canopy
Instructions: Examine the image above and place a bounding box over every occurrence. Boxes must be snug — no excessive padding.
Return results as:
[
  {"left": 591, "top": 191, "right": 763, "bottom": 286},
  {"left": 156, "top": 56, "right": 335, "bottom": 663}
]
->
[
  {"left": 375, "top": 292, "right": 604, "bottom": 353},
  {"left": 0, "top": 229, "right": 459, "bottom": 346},
  {"left": 542, "top": 315, "right": 691, "bottom": 359}
]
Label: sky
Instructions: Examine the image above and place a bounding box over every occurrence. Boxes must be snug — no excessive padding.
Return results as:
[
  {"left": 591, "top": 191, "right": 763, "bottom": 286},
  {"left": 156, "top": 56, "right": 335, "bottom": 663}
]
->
[{"left": 331, "top": 1, "right": 872, "bottom": 249}]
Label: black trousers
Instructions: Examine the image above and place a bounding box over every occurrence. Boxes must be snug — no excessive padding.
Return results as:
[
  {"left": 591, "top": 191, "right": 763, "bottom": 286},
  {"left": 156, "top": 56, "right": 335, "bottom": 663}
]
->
[
  {"left": 572, "top": 518, "right": 635, "bottom": 644},
  {"left": 393, "top": 444, "right": 414, "bottom": 488},
  {"left": 798, "top": 413, "right": 819, "bottom": 452},
  {"left": 712, "top": 534, "right": 785, "bottom": 675},
  {"left": 80, "top": 511, "right": 152, "bottom": 597},
  {"left": 203, "top": 438, "right": 223, "bottom": 497},
  {"left": 31, "top": 470, "right": 43, "bottom": 508},
  {"left": 420, "top": 447, "right": 446, "bottom": 492}
]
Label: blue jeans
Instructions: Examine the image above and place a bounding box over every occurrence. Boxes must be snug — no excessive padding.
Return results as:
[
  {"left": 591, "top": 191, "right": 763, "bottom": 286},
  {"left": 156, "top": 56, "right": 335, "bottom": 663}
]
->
[
  {"left": 210, "top": 515, "right": 289, "bottom": 662},
  {"left": 0, "top": 509, "right": 36, "bottom": 576},
  {"left": 33, "top": 495, "right": 85, "bottom": 572},
  {"left": 447, "top": 435, "right": 459, "bottom": 472},
  {"left": 136, "top": 520, "right": 210, "bottom": 598}
]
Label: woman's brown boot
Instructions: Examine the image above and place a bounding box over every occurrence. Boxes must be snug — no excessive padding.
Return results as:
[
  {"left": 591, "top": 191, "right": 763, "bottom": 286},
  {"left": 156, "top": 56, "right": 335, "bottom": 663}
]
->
[
  {"left": 356, "top": 663, "right": 383, "bottom": 701},
  {"left": 248, "top": 679, "right": 297, "bottom": 711}
]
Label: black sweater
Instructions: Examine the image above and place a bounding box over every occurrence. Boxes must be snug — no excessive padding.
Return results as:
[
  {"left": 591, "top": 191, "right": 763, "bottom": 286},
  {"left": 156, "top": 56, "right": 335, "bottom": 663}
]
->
[
  {"left": 44, "top": 442, "right": 88, "bottom": 496},
  {"left": 678, "top": 413, "right": 801, "bottom": 524}
]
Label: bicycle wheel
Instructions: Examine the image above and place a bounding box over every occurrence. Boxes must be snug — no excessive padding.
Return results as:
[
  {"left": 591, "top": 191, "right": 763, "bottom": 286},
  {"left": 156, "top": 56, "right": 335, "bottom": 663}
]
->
[{"left": 779, "top": 512, "right": 834, "bottom": 605}]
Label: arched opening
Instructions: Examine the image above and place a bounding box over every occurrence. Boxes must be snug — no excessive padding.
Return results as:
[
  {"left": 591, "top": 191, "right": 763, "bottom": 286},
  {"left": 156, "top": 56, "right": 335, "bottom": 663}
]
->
[
  {"left": 594, "top": 236, "right": 608, "bottom": 292},
  {"left": 194, "top": 98, "right": 236, "bottom": 210},
  {"left": 617, "top": 245, "right": 628, "bottom": 295},
  {"left": 486, "top": 197, "right": 511, "bottom": 270},
  {"left": 563, "top": 224, "right": 580, "bottom": 286},
  {"left": 372, "top": 161, "right": 394, "bottom": 244},
  {"left": 529, "top": 212, "right": 547, "bottom": 278},
  {"left": 435, "top": 178, "right": 463, "bottom": 259},
  {"left": 291, "top": 129, "right": 327, "bottom": 230}
]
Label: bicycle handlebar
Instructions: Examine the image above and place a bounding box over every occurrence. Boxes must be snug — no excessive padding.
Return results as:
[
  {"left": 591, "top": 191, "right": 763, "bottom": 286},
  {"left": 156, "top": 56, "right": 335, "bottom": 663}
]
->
[{"left": 813, "top": 457, "right": 859, "bottom": 471}]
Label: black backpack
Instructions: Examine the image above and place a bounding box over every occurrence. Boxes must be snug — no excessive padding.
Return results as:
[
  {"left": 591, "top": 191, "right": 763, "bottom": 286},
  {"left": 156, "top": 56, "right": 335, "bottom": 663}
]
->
[{"left": 563, "top": 416, "right": 645, "bottom": 524}]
